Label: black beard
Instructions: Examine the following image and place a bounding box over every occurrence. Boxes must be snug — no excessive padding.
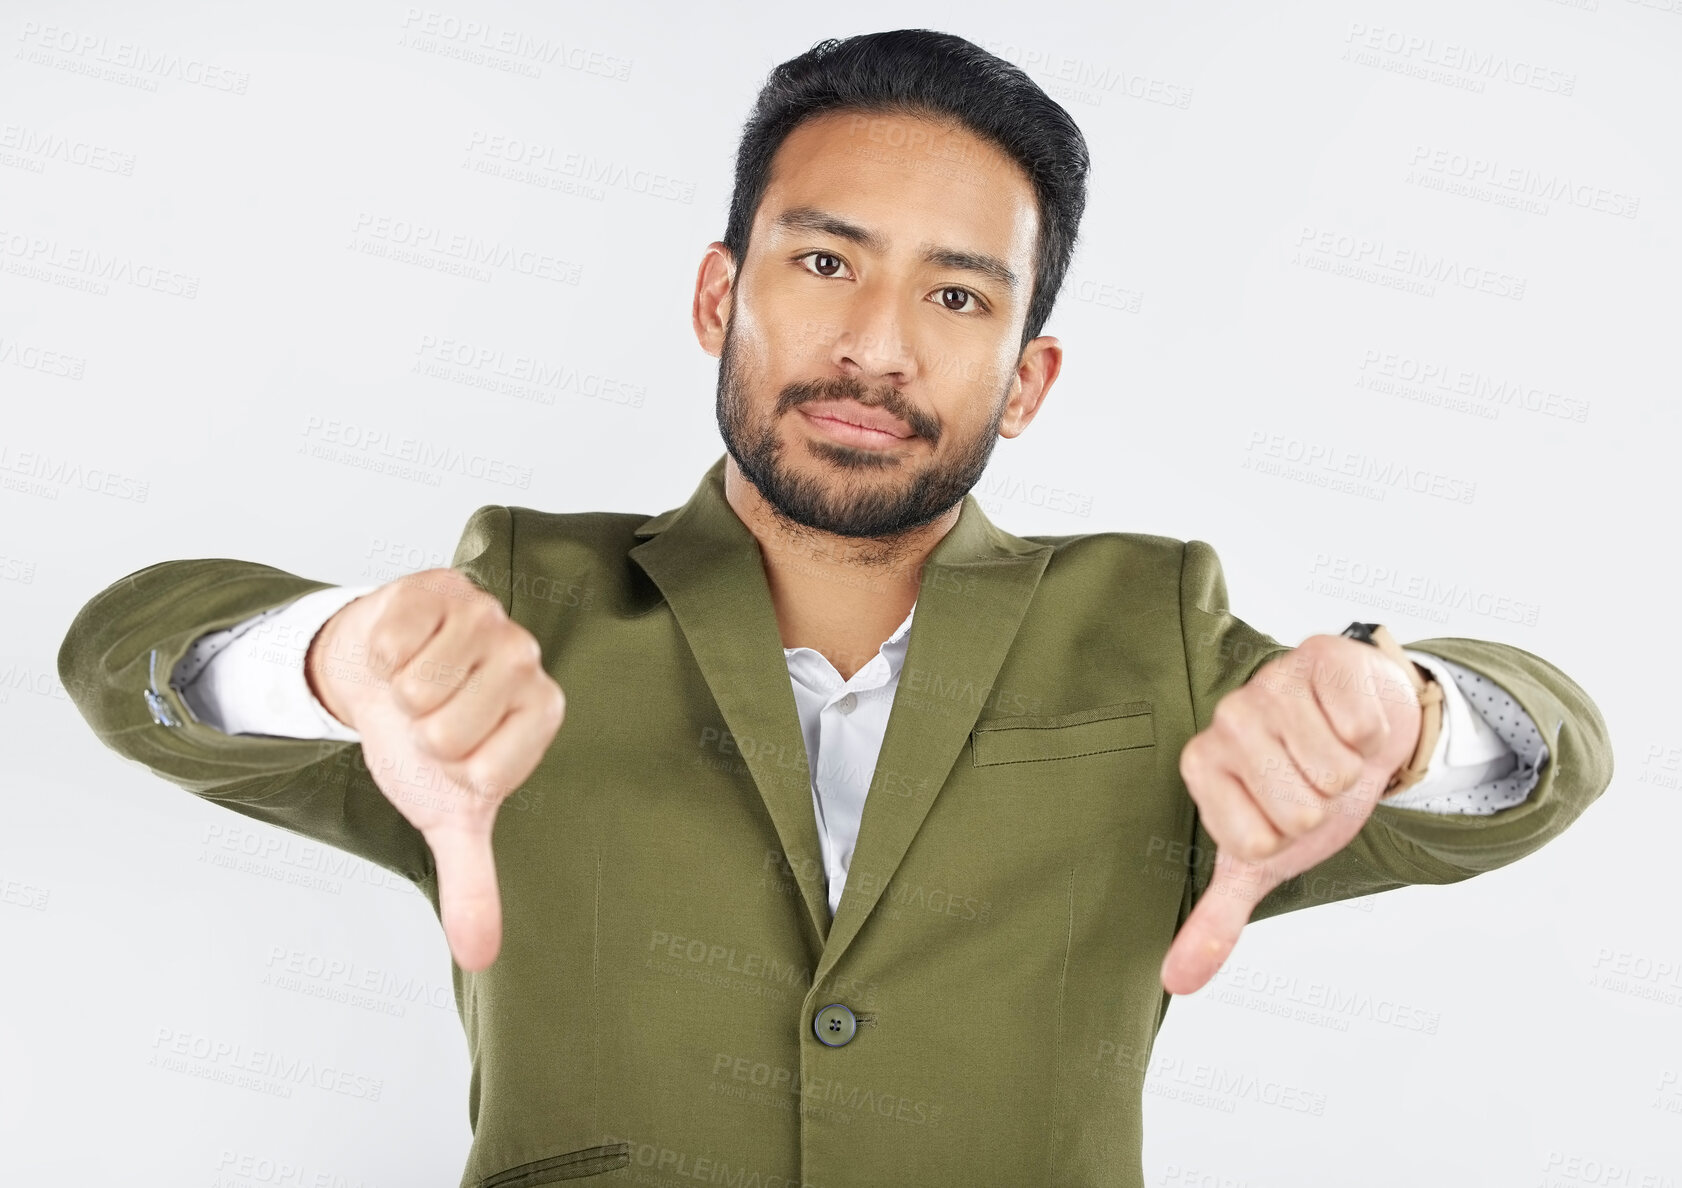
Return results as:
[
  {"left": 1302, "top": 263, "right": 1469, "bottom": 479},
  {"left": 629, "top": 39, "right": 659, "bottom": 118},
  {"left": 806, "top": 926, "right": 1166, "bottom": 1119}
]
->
[{"left": 714, "top": 317, "right": 1010, "bottom": 542}]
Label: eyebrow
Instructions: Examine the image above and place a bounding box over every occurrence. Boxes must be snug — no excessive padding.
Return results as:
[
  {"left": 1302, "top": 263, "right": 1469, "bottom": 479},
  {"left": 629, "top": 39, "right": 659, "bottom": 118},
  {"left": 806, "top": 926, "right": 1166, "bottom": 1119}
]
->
[{"left": 771, "top": 206, "right": 1020, "bottom": 294}]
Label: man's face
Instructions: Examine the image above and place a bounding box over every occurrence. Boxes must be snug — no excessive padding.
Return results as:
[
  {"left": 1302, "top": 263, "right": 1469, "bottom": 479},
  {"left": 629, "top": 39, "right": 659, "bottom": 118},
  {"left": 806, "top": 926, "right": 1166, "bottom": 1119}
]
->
[{"left": 708, "top": 109, "right": 1050, "bottom": 541}]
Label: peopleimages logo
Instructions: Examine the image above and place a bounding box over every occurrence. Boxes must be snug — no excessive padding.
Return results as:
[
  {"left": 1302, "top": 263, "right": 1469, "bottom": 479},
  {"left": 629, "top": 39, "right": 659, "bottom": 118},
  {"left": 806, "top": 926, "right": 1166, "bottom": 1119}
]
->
[
  {"left": 414, "top": 334, "right": 647, "bottom": 409},
  {"left": 1341, "top": 22, "right": 1577, "bottom": 95},
  {"left": 16, "top": 21, "right": 250, "bottom": 93},
  {"left": 300, "top": 415, "right": 533, "bottom": 489},
  {"left": 398, "top": 8, "right": 633, "bottom": 80},
  {"left": 1408, "top": 145, "right": 1640, "bottom": 219},
  {"left": 149, "top": 1026, "right": 383, "bottom": 1101},
  {"left": 0, "top": 335, "right": 86, "bottom": 380},
  {"left": 1308, "top": 552, "right": 1542, "bottom": 627},
  {"left": 349, "top": 212, "right": 583, "bottom": 285},
  {"left": 1241, "top": 430, "right": 1478, "bottom": 505},
  {"left": 0, "top": 123, "right": 136, "bottom": 175},
  {"left": 1293, "top": 225, "right": 1526, "bottom": 301},
  {"left": 464, "top": 131, "right": 696, "bottom": 203},
  {"left": 1355, "top": 348, "right": 1591, "bottom": 423},
  {"left": 0, "top": 227, "right": 200, "bottom": 298},
  {"left": 982, "top": 39, "right": 1194, "bottom": 108}
]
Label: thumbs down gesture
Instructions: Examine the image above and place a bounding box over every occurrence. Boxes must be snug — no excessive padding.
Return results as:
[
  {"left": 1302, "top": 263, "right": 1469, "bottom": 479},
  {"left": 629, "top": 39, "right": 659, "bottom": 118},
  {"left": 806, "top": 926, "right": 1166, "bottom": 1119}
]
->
[{"left": 1161, "top": 634, "right": 1425, "bottom": 995}]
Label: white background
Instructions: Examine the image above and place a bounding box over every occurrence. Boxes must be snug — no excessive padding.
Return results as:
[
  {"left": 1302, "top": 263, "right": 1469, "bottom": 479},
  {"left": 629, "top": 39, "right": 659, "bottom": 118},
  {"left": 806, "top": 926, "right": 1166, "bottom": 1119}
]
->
[{"left": 3, "top": 1, "right": 1679, "bottom": 1185}]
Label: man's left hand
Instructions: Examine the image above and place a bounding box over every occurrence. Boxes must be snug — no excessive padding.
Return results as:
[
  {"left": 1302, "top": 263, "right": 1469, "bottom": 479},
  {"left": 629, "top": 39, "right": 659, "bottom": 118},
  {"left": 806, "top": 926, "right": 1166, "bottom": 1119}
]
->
[{"left": 1160, "top": 634, "right": 1425, "bottom": 995}]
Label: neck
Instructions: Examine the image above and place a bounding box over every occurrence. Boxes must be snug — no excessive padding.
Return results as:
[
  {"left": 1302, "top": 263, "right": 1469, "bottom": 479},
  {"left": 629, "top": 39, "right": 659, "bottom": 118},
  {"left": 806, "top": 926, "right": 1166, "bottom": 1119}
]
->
[{"left": 723, "top": 453, "right": 960, "bottom": 675}]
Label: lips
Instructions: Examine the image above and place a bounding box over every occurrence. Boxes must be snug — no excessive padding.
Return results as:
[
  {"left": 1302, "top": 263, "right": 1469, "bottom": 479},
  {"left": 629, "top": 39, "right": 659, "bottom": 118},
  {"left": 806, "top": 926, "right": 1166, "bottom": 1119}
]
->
[{"left": 798, "top": 399, "right": 913, "bottom": 439}]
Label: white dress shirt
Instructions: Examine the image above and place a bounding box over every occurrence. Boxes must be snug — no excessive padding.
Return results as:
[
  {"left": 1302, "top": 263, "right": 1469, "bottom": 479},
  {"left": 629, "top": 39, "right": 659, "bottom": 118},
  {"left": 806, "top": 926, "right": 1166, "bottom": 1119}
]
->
[{"left": 172, "top": 586, "right": 1548, "bottom": 917}]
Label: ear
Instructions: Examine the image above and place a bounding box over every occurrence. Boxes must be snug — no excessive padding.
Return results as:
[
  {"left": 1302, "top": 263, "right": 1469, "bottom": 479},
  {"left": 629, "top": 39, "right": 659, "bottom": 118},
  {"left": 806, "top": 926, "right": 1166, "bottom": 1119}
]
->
[
  {"left": 692, "top": 242, "right": 736, "bottom": 358},
  {"left": 997, "top": 336, "right": 1063, "bottom": 439}
]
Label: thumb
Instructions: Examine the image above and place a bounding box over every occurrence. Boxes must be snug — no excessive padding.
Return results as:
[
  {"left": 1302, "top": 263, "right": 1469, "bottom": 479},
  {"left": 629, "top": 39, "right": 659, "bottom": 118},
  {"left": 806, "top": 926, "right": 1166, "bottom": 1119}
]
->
[
  {"left": 1160, "top": 767, "right": 1386, "bottom": 996},
  {"left": 425, "top": 821, "right": 504, "bottom": 972},
  {"left": 1160, "top": 850, "right": 1273, "bottom": 995}
]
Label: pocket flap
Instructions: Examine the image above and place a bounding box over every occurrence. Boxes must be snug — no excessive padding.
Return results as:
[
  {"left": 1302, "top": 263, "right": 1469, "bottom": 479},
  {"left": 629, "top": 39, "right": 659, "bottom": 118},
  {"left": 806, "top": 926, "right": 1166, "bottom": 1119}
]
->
[
  {"left": 480, "top": 1143, "right": 632, "bottom": 1187},
  {"left": 970, "top": 700, "right": 1154, "bottom": 766}
]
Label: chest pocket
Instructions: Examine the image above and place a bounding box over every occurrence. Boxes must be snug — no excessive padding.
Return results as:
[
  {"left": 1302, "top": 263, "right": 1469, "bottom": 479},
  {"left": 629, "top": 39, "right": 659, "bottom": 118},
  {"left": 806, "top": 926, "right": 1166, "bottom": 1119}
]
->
[{"left": 969, "top": 700, "right": 1154, "bottom": 766}]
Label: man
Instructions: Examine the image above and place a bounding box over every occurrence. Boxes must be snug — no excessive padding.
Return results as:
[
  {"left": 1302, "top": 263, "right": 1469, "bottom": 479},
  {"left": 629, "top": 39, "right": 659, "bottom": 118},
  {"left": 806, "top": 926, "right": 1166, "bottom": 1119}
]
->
[{"left": 59, "top": 29, "right": 1612, "bottom": 1188}]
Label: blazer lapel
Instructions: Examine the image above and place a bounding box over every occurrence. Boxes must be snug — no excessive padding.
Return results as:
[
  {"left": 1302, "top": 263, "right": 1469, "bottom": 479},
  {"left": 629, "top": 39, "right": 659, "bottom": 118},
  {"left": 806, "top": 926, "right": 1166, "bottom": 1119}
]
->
[
  {"left": 628, "top": 452, "right": 1055, "bottom": 978},
  {"left": 812, "top": 488, "right": 1051, "bottom": 985},
  {"left": 629, "top": 455, "right": 834, "bottom": 952}
]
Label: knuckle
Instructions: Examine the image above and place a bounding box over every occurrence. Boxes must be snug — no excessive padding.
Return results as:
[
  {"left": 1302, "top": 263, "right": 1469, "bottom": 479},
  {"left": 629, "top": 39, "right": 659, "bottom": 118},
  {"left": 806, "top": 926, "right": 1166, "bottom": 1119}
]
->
[
  {"left": 367, "top": 620, "right": 401, "bottom": 664},
  {"left": 396, "top": 663, "right": 440, "bottom": 707},
  {"left": 460, "top": 757, "right": 495, "bottom": 802},
  {"left": 1299, "top": 756, "right": 1332, "bottom": 794},
  {"left": 455, "top": 597, "right": 494, "bottom": 631},
  {"left": 411, "top": 711, "right": 446, "bottom": 756},
  {"left": 1261, "top": 788, "right": 1305, "bottom": 834},
  {"left": 387, "top": 671, "right": 419, "bottom": 714},
  {"left": 502, "top": 625, "right": 542, "bottom": 670},
  {"left": 402, "top": 578, "right": 447, "bottom": 615}
]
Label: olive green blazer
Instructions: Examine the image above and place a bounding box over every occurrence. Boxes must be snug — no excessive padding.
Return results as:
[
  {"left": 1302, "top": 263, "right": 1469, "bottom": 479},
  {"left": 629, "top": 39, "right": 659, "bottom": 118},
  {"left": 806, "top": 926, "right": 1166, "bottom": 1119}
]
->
[{"left": 57, "top": 452, "right": 1613, "bottom": 1188}]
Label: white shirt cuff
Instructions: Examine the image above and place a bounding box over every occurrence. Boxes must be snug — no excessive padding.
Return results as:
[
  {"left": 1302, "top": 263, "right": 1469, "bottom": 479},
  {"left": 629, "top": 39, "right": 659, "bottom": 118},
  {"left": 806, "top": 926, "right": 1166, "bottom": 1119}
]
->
[
  {"left": 1380, "top": 648, "right": 1523, "bottom": 810},
  {"left": 174, "top": 584, "right": 380, "bottom": 741}
]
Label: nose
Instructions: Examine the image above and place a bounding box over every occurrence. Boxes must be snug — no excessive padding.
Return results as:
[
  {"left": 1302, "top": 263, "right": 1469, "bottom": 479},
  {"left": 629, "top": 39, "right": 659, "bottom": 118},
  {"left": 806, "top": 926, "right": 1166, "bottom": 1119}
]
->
[{"left": 830, "top": 283, "right": 918, "bottom": 387}]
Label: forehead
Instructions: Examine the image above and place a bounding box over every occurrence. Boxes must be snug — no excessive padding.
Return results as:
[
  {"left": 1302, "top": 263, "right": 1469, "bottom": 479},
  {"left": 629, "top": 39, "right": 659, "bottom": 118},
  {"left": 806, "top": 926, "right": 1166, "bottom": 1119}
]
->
[{"left": 756, "top": 110, "right": 1039, "bottom": 278}]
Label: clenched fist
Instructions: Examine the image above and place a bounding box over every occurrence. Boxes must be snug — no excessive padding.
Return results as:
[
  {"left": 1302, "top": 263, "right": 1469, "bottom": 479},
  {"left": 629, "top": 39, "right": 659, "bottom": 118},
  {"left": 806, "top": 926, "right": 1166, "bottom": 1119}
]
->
[{"left": 303, "top": 568, "right": 565, "bottom": 972}]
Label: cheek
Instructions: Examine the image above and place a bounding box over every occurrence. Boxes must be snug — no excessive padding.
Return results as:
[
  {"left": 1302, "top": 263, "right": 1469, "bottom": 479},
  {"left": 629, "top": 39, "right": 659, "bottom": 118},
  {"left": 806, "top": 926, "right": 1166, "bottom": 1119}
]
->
[
  {"left": 935, "top": 329, "right": 1015, "bottom": 389},
  {"left": 727, "top": 316, "right": 782, "bottom": 385},
  {"left": 754, "top": 271, "right": 837, "bottom": 345},
  {"left": 949, "top": 355, "right": 1017, "bottom": 418},
  {"left": 738, "top": 301, "right": 831, "bottom": 376}
]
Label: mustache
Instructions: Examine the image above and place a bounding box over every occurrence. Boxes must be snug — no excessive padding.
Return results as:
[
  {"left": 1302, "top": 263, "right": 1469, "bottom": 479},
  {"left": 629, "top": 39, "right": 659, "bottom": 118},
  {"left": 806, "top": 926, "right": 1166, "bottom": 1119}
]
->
[{"left": 777, "top": 378, "right": 937, "bottom": 441}]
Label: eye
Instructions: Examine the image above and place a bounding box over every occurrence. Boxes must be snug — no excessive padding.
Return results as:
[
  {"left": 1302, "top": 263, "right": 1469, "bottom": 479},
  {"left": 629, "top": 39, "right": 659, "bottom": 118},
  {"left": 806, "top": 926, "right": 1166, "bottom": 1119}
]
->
[
  {"left": 796, "top": 251, "right": 851, "bottom": 279},
  {"left": 936, "top": 286, "right": 984, "bottom": 315},
  {"left": 793, "top": 252, "right": 988, "bottom": 315}
]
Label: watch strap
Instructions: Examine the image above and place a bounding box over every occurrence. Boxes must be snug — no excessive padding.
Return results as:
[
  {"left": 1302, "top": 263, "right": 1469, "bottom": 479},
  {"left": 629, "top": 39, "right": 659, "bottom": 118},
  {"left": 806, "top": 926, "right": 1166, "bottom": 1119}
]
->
[{"left": 1340, "top": 622, "right": 1445, "bottom": 799}]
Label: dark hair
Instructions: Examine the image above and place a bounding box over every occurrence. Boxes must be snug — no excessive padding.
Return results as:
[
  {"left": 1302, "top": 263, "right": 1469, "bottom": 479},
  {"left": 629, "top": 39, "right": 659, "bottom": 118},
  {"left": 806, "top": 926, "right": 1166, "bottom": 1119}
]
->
[{"left": 722, "top": 29, "right": 1091, "bottom": 354}]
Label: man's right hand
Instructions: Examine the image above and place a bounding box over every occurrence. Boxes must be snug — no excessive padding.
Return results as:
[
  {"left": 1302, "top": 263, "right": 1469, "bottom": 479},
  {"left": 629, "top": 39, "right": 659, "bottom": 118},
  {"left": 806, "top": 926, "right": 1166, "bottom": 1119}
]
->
[{"left": 303, "top": 568, "right": 565, "bottom": 972}]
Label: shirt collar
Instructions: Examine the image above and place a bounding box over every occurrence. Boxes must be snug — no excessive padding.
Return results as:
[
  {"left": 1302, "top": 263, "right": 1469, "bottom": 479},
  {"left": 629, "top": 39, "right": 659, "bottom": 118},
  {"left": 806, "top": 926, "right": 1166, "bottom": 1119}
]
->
[{"left": 784, "top": 599, "right": 917, "bottom": 693}]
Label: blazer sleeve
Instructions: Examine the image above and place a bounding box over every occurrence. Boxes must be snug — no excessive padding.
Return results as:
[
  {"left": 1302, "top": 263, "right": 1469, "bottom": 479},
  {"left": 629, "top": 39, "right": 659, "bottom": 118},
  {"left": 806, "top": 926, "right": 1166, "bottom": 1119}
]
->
[
  {"left": 1174, "top": 538, "right": 1615, "bottom": 926},
  {"left": 56, "top": 504, "right": 516, "bottom": 889}
]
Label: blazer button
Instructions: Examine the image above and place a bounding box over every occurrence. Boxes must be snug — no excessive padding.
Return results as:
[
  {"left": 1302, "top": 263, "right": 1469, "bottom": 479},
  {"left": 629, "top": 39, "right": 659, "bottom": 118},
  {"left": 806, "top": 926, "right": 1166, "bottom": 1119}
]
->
[
  {"left": 144, "top": 687, "right": 180, "bottom": 728},
  {"left": 812, "top": 1002, "right": 856, "bottom": 1047}
]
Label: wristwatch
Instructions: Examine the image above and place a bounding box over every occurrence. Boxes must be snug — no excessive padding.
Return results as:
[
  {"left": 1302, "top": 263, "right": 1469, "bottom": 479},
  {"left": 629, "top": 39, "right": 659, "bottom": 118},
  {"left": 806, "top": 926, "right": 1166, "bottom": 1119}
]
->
[{"left": 1339, "top": 621, "right": 1445, "bottom": 799}]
